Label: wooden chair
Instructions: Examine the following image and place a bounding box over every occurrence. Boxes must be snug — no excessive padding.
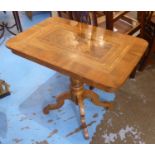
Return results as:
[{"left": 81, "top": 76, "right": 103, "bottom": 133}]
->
[
  {"left": 138, "top": 11, "right": 155, "bottom": 70},
  {"left": 89, "top": 11, "right": 105, "bottom": 26},
  {"left": 57, "top": 11, "right": 73, "bottom": 20},
  {"left": 104, "top": 11, "right": 146, "bottom": 37},
  {"left": 71, "top": 11, "right": 92, "bottom": 24},
  {"left": 57, "top": 11, "right": 99, "bottom": 26}
]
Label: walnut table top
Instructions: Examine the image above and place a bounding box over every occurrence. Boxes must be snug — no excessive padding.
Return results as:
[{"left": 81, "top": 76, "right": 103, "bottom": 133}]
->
[{"left": 6, "top": 17, "right": 148, "bottom": 92}]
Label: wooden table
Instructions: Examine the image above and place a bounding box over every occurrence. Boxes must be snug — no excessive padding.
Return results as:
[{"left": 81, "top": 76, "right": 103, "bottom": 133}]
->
[{"left": 6, "top": 17, "right": 148, "bottom": 139}]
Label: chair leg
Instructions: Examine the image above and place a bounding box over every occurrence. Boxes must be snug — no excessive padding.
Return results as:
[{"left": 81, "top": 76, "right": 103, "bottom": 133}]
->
[
  {"left": 57, "top": 11, "right": 62, "bottom": 17},
  {"left": 68, "top": 12, "right": 73, "bottom": 20},
  {"left": 12, "top": 11, "right": 22, "bottom": 32},
  {"left": 149, "top": 37, "right": 155, "bottom": 54},
  {"left": 92, "top": 12, "right": 98, "bottom": 26},
  {"left": 130, "top": 66, "right": 137, "bottom": 79},
  {"left": 105, "top": 11, "right": 113, "bottom": 30},
  {"left": 139, "top": 48, "right": 150, "bottom": 71}
]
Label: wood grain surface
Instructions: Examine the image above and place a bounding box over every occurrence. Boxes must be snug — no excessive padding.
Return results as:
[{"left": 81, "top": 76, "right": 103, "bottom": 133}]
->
[{"left": 6, "top": 17, "right": 148, "bottom": 92}]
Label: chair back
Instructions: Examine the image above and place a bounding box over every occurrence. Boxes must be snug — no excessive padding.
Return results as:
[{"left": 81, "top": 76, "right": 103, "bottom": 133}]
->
[{"left": 71, "top": 11, "right": 91, "bottom": 24}]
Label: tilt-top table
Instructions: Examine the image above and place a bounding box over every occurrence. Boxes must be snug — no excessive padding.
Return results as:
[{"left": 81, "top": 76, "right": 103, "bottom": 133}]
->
[{"left": 6, "top": 17, "right": 148, "bottom": 139}]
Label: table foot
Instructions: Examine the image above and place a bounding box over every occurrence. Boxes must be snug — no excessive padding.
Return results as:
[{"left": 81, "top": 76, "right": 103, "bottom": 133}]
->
[
  {"left": 43, "top": 92, "right": 71, "bottom": 114},
  {"left": 83, "top": 90, "right": 113, "bottom": 109},
  {"left": 76, "top": 91, "right": 89, "bottom": 139},
  {"left": 43, "top": 78, "right": 113, "bottom": 139}
]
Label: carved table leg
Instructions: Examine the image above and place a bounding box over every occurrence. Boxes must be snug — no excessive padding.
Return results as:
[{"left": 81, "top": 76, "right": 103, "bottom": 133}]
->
[
  {"left": 78, "top": 96, "right": 89, "bottom": 139},
  {"left": 70, "top": 78, "right": 89, "bottom": 139},
  {"left": 83, "top": 90, "right": 113, "bottom": 109},
  {"left": 43, "top": 77, "right": 114, "bottom": 139},
  {"left": 43, "top": 92, "right": 71, "bottom": 114}
]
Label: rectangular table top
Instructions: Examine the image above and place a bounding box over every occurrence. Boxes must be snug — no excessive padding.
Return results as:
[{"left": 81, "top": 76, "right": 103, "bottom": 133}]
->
[{"left": 6, "top": 17, "right": 148, "bottom": 92}]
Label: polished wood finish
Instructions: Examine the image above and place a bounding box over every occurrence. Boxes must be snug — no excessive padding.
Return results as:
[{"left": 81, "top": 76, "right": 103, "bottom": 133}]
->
[
  {"left": 43, "top": 78, "right": 113, "bottom": 139},
  {"left": 6, "top": 17, "right": 148, "bottom": 92},
  {"left": 6, "top": 17, "right": 148, "bottom": 139}
]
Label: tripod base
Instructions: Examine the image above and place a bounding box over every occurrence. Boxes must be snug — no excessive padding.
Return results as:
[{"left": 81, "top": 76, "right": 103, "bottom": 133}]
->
[{"left": 43, "top": 78, "right": 113, "bottom": 139}]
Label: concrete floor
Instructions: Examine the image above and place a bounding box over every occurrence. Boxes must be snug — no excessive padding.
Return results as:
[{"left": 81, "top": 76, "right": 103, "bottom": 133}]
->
[{"left": 91, "top": 54, "right": 155, "bottom": 143}]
